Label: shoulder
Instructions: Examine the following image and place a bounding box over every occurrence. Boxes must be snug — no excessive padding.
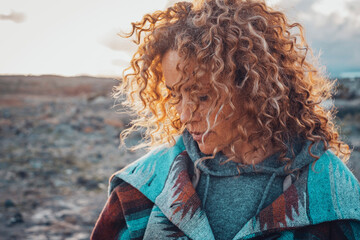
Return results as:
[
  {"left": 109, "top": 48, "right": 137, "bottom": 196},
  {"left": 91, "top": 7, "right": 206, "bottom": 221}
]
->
[
  {"left": 307, "top": 149, "right": 359, "bottom": 191},
  {"left": 307, "top": 150, "right": 360, "bottom": 224},
  {"left": 109, "top": 135, "right": 186, "bottom": 202}
]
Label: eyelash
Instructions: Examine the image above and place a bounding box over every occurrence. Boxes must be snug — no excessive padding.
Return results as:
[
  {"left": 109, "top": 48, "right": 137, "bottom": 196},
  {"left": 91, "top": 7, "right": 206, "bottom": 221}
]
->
[
  {"left": 199, "top": 95, "right": 209, "bottom": 102},
  {"left": 169, "top": 93, "right": 208, "bottom": 102},
  {"left": 170, "top": 92, "right": 179, "bottom": 98}
]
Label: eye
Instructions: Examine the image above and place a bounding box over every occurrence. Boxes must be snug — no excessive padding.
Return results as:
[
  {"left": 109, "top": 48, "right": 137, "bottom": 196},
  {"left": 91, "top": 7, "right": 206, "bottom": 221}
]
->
[
  {"left": 168, "top": 91, "right": 182, "bottom": 105},
  {"left": 199, "top": 95, "right": 209, "bottom": 102}
]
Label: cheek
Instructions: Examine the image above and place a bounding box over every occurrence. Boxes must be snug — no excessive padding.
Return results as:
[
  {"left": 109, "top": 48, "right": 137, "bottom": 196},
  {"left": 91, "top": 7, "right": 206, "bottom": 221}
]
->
[
  {"left": 212, "top": 116, "right": 238, "bottom": 140},
  {"left": 197, "top": 142, "right": 215, "bottom": 155},
  {"left": 175, "top": 103, "right": 182, "bottom": 115}
]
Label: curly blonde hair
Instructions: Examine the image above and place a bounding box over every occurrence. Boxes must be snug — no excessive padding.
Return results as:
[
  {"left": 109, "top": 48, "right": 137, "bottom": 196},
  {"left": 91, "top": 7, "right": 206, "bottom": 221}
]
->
[{"left": 113, "top": 0, "right": 350, "bottom": 163}]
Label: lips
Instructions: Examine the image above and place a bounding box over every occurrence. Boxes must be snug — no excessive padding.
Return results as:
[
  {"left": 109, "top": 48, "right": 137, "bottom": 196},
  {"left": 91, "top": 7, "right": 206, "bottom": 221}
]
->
[{"left": 189, "top": 131, "right": 204, "bottom": 141}]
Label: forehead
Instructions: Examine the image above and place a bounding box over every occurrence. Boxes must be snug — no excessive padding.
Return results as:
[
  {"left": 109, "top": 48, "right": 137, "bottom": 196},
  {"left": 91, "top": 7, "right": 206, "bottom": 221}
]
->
[
  {"left": 161, "top": 50, "right": 209, "bottom": 89},
  {"left": 162, "top": 50, "right": 181, "bottom": 76},
  {"left": 161, "top": 50, "right": 185, "bottom": 87}
]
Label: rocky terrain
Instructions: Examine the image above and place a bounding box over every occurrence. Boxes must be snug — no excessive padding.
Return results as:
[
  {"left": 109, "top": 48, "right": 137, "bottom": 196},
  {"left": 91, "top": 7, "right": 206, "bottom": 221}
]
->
[
  {"left": 0, "top": 75, "right": 359, "bottom": 240},
  {"left": 0, "top": 75, "right": 146, "bottom": 240}
]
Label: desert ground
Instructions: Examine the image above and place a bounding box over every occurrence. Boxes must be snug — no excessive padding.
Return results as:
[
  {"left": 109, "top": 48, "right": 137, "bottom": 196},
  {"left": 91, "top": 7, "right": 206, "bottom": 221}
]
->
[{"left": 0, "top": 75, "right": 359, "bottom": 240}]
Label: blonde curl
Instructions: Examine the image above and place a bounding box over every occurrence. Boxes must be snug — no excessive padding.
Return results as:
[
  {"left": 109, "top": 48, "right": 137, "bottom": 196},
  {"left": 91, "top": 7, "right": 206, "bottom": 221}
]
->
[{"left": 113, "top": 0, "right": 350, "bottom": 164}]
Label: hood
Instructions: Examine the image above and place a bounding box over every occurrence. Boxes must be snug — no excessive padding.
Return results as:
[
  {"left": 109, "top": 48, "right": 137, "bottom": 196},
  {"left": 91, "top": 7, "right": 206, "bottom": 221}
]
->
[
  {"left": 183, "top": 129, "right": 326, "bottom": 217},
  {"left": 183, "top": 129, "right": 326, "bottom": 177}
]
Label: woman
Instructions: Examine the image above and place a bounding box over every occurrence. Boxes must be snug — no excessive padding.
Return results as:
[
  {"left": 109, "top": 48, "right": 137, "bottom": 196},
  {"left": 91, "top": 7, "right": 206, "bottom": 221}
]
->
[{"left": 92, "top": 0, "right": 360, "bottom": 239}]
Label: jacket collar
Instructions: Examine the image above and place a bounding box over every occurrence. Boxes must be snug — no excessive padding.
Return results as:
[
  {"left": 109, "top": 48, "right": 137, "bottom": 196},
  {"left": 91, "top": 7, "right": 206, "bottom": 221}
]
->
[
  {"left": 154, "top": 151, "right": 215, "bottom": 239},
  {"left": 234, "top": 150, "right": 360, "bottom": 239},
  {"left": 110, "top": 136, "right": 185, "bottom": 202},
  {"left": 113, "top": 138, "right": 360, "bottom": 239},
  {"left": 111, "top": 137, "right": 214, "bottom": 239}
]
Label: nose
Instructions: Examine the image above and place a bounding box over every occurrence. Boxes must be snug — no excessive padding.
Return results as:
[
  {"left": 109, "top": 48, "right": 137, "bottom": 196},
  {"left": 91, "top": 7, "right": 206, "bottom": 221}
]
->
[
  {"left": 179, "top": 104, "right": 191, "bottom": 123},
  {"left": 176, "top": 97, "right": 200, "bottom": 124},
  {"left": 176, "top": 100, "right": 190, "bottom": 123}
]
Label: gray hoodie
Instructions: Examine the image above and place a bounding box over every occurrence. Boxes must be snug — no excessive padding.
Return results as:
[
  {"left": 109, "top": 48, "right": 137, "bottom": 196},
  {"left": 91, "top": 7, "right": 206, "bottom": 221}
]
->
[{"left": 183, "top": 130, "right": 325, "bottom": 240}]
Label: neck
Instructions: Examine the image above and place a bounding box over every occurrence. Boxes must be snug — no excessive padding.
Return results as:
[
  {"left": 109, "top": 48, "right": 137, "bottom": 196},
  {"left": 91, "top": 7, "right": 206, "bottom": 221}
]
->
[{"left": 223, "top": 140, "right": 278, "bottom": 165}]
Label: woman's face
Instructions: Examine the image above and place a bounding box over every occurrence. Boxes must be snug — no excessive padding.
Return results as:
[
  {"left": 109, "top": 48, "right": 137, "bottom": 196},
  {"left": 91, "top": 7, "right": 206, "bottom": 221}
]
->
[{"left": 162, "top": 50, "right": 241, "bottom": 155}]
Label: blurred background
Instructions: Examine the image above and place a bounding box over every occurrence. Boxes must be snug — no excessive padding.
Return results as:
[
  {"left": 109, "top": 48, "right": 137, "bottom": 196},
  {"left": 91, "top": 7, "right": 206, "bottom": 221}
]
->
[{"left": 0, "top": 0, "right": 359, "bottom": 239}]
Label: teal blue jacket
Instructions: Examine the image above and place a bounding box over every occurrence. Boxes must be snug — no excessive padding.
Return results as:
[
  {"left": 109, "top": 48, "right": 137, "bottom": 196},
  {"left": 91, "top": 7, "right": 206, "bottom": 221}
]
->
[{"left": 92, "top": 136, "right": 360, "bottom": 239}]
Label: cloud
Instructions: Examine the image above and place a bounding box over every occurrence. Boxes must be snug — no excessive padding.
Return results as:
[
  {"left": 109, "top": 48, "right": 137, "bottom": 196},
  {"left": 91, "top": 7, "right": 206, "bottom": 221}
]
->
[
  {"left": 101, "top": 0, "right": 359, "bottom": 77},
  {"left": 0, "top": 10, "right": 26, "bottom": 23},
  {"left": 99, "top": 31, "right": 138, "bottom": 54},
  {"left": 165, "top": 0, "right": 191, "bottom": 8},
  {"left": 276, "top": 0, "right": 360, "bottom": 76},
  {"left": 112, "top": 59, "right": 130, "bottom": 67},
  {"left": 347, "top": 1, "right": 360, "bottom": 16}
]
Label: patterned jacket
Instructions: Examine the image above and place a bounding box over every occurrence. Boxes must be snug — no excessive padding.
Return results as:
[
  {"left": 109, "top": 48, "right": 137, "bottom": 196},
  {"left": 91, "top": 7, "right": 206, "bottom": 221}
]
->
[{"left": 91, "top": 136, "right": 360, "bottom": 239}]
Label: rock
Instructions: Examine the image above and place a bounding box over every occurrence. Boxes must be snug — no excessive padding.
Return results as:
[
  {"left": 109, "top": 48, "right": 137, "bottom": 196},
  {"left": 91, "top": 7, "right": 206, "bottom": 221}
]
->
[
  {"left": 31, "top": 234, "right": 47, "bottom": 240},
  {"left": 1, "top": 109, "right": 11, "bottom": 118},
  {"left": 29, "top": 158, "right": 43, "bottom": 169},
  {"left": 88, "top": 153, "right": 103, "bottom": 163},
  {"left": 83, "top": 126, "right": 95, "bottom": 133},
  {"left": 90, "top": 96, "right": 108, "bottom": 104},
  {"left": 76, "top": 176, "right": 100, "bottom": 190},
  {"left": 0, "top": 118, "right": 11, "bottom": 126},
  {"left": 17, "top": 170, "right": 28, "bottom": 179},
  {"left": 335, "top": 78, "right": 360, "bottom": 100},
  {"left": 62, "top": 214, "right": 79, "bottom": 224},
  {"left": 7, "top": 212, "right": 24, "bottom": 226},
  {"left": 104, "top": 118, "right": 125, "bottom": 128},
  {"left": 44, "top": 117, "right": 60, "bottom": 125},
  {"left": 4, "top": 199, "right": 16, "bottom": 208},
  {"left": 53, "top": 137, "right": 74, "bottom": 148},
  {"left": 26, "top": 225, "right": 50, "bottom": 233},
  {"left": 65, "top": 232, "right": 89, "bottom": 240},
  {"left": 31, "top": 208, "right": 54, "bottom": 225},
  {"left": 53, "top": 179, "right": 66, "bottom": 187},
  {"left": 334, "top": 99, "right": 360, "bottom": 118}
]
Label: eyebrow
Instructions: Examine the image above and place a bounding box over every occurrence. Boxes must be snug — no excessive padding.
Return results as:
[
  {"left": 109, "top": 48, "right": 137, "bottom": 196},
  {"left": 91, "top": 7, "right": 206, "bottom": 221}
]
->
[{"left": 165, "top": 85, "right": 192, "bottom": 92}]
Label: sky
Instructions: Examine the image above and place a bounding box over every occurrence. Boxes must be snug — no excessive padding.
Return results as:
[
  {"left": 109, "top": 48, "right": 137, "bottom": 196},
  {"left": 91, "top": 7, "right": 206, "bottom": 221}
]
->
[{"left": 0, "top": 0, "right": 359, "bottom": 78}]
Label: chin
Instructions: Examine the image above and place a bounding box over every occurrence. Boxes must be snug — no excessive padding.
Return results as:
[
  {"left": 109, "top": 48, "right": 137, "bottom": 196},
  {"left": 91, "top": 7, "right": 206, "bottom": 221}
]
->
[{"left": 198, "top": 143, "right": 215, "bottom": 155}]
